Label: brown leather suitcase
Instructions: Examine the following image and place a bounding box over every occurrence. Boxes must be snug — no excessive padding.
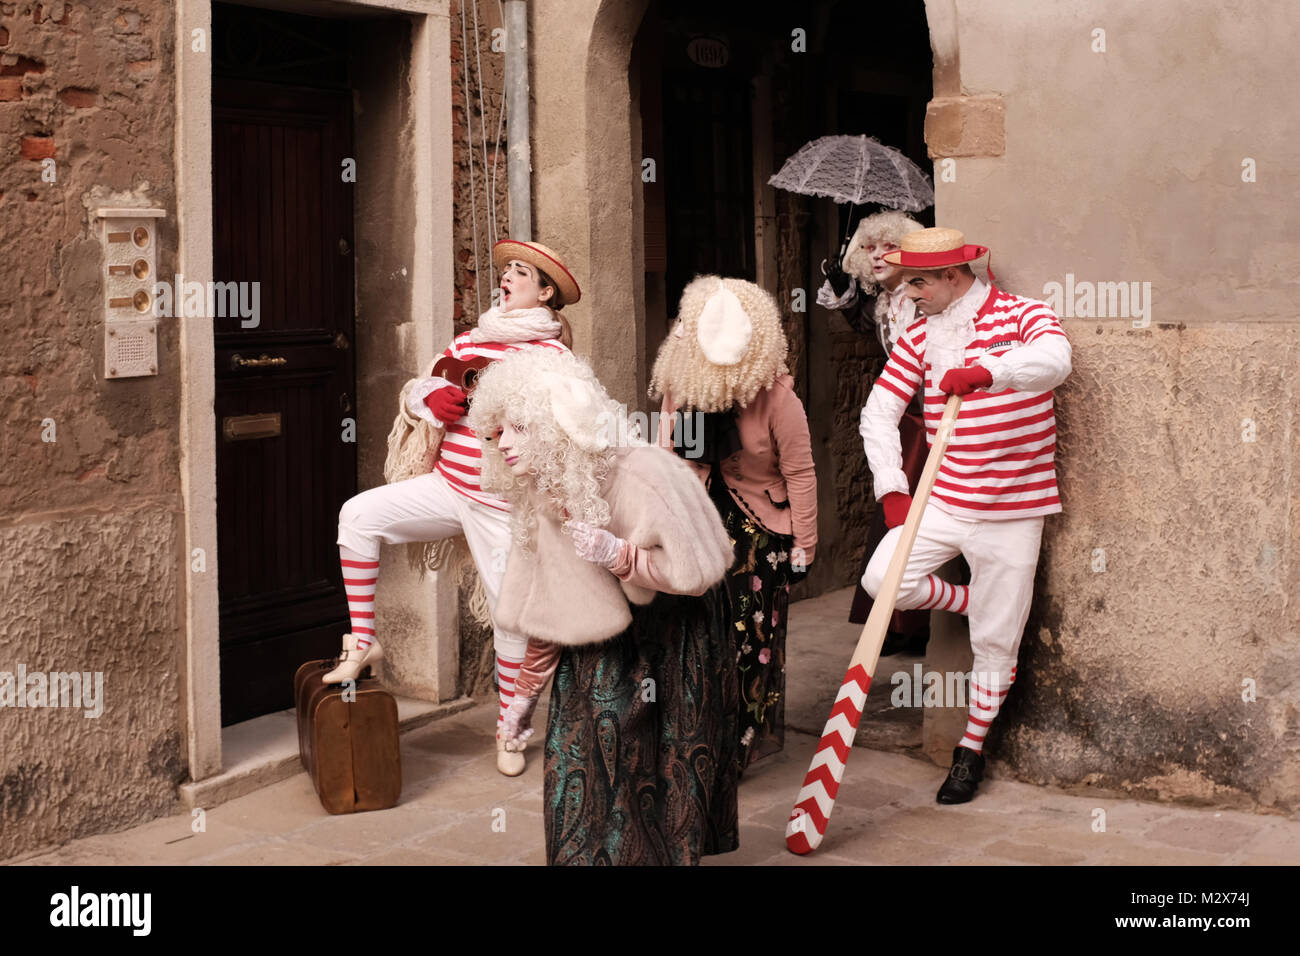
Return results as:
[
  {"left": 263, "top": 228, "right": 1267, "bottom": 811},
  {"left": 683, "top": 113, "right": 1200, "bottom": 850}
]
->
[{"left": 293, "top": 659, "right": 402, "bottom": 814}]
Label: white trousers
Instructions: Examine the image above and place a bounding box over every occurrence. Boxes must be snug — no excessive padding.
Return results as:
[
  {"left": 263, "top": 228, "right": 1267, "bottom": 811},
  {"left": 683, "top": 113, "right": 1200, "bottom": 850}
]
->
[
  {"left": 336, "top": 470, "right": 527, "bottom": 659},
  {"left": 862, "top": 504, "right": 1044, "bottom": 686}
]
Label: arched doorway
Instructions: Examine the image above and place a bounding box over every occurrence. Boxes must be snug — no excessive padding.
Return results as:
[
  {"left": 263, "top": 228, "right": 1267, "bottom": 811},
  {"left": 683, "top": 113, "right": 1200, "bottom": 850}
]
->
[{"left": 632, "top": 0, "right": 934, "bottom": 596}]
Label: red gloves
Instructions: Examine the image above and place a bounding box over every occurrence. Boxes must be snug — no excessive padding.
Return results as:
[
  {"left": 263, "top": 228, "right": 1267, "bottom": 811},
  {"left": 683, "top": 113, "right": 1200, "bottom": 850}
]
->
[
  {"left": 882, "top": 491, "right": 912, "bottom": 529},
  {"left": 938, "top": 364, "right": 993, "bottom": 396},
  {"left": 424, "top": 386, "right": 468, "bottom": 424}
]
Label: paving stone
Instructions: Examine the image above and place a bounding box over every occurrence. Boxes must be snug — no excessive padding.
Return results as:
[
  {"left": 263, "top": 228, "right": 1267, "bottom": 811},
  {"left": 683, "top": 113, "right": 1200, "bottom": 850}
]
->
[
  {"left": 1142, "top": 816, "right": 1257, "bottom": 855},
  {"left": 291, "top": 805, "right": 454, "bottom": 856},
  {"left": 410, "top": 813, "right": 542, "bottom": 861},
  {"left": 1090, "top": 841, "right": 1229, "bottom": 865},
  {"left": 346, "top": 846, "right": 464, "bottom": 866},
  {"left": 203, "top": 837, "right": 358, "bottom": 866},
  {"left": 704, "top": 825, "right": 787, "bottom": 866},
  {"left": 1232, "top": 819, "right": 1300, "bottom": 863},
  {"left": 819, "top": 822, "right": 958, "bottom": 865},
  {"left": 863, "top": 804, "right": 1019, "bottom": 849},
  {"left": 203, "top": 774, "right": 330, "bottom": 837},
  {"left": 24, "top": 813, "right": 268, "bottom": 866},
  {"left": 983, "top": 838, "right": 1087, "bottom": 864}
]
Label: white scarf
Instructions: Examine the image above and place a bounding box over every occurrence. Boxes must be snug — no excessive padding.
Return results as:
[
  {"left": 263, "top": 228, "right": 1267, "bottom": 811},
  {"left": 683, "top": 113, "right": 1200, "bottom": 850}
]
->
[
  {"left": 925, "top": 278, "right": 987, "bottom": 382},
  {"left": 471, "top": 305, "right": 562, "bottom": 344}
]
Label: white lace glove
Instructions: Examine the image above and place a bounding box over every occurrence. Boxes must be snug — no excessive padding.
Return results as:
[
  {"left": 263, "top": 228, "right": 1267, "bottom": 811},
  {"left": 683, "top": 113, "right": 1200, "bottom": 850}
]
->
[
  {"left": 501, "top": 695, "right": 538, "bottom": 750},
  {"left": 567, "top": 520, "right": 624, "bottom": 568},
  {"left": 816, "top": 277, "right": 858, "bottom": 311},
  {"left": 405, "top": 375, "right": 455, "bottom": 425}
]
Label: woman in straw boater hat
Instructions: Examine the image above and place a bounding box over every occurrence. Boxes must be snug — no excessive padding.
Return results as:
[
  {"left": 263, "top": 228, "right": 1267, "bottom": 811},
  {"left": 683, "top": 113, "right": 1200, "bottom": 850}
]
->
[
  {"left": 818, "top": 211, "right": 934, "bottom": 654},
  {"left": 647, "top": 275, "right": 818, "bottom": 774},
  {"left": 858, "top": 226, "right": 1072, "bottom": 804},
  {"left": 468, "top": 348, "right": 739, "bottom": 865},
  {"left": 328, "top": 238, "right": 580, "bottom": 778}
]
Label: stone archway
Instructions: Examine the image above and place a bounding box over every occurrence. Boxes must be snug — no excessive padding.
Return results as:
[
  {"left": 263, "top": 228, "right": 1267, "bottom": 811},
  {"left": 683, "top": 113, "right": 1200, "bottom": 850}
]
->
[
  {"left": 527, "top": 0, "right": 999, "bottom": 419},
  {"left": 529, "top": 0, "right": 651, "bottom": 411}
]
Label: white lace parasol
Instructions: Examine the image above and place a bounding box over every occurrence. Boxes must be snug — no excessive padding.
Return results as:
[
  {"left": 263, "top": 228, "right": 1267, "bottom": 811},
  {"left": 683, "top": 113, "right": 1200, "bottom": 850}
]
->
[{"left": 768, "top": 135, "right": 934, "bottom": 211}]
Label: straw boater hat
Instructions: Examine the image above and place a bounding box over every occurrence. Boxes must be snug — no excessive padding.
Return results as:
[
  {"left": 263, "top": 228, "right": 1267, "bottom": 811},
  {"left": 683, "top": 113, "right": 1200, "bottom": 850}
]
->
[
  {"left": 493, "top": 239, "right": 582, "bottom": 307},
  {"left": 882, "top": 227, "right": 989, "bottom": 271}
]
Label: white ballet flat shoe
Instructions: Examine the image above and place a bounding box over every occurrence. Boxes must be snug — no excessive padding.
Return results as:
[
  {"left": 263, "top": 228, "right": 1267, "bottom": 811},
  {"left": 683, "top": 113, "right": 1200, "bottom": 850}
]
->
[
  {"left": 496, "top": 730, "right": 526, "bottom": 776},
  {"left": 322, "top": 634, "right": 383, "bottom": 684}
]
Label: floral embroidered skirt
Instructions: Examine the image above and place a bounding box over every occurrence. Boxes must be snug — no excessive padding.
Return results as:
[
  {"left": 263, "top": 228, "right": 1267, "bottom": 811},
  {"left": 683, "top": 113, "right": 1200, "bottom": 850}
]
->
[
  {"left": 543, "top": 589, "right": 740, "bottom": 866},
  {"left": 714, "top": 487, "right": 796, "bottom": 773}
]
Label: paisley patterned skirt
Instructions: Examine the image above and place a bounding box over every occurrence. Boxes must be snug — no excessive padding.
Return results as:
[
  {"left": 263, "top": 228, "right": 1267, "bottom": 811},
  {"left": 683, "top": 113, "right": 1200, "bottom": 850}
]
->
[
  {"left": 543, "top": 589, "right": 740, "bottom": 866},
  {"left": 713, "top": 487, "right": 796, "bottom": 773}
]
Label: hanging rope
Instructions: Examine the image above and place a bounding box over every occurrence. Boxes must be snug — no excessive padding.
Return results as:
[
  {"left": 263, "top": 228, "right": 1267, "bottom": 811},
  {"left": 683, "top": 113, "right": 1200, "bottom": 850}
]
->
[
  {"left": 471, "top": 0, "right": 496, "bottom": 251},
  {"left": 488, "top": 0, "right": 508, "bottom": 245},
  {"left": 460, "top": 1, "right": 483, "bottom": 316}
]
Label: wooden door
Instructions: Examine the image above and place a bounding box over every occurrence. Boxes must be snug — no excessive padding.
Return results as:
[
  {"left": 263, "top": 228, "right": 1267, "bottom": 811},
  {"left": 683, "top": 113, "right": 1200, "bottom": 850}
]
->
[{"left": 212, "top": 78, "right": 356, "bottom": 726}]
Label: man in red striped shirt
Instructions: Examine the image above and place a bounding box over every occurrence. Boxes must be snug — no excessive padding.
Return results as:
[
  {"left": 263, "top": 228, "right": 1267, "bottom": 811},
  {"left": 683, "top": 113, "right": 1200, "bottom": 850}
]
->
[{"left": 858, "top": 227, "right": 1072, "bottom": 804}]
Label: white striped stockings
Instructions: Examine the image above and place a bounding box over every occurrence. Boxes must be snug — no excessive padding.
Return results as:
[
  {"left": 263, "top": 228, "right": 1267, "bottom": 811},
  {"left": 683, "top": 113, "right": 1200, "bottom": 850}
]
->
[{"left": 959, "top": 666, "right": 1017, "bottom": 753}]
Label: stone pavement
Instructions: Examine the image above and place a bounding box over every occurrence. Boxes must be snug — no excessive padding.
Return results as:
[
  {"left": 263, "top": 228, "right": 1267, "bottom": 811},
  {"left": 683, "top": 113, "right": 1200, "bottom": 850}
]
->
[{"left": 10, "top": 588, "right": 1300, "bottom": 866}]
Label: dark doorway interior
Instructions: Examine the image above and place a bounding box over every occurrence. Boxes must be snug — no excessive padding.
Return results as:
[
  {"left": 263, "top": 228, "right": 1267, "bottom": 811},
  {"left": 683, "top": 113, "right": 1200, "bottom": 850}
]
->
[
  {"left": 211, "top": 3, "right": 357, "bottom": 726},
  {"left": 635, "top": 0, "right": 934, "bottom": 606}
]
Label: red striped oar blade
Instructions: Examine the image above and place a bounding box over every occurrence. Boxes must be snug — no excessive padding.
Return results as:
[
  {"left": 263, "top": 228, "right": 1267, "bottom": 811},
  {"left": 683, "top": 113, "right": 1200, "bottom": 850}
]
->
[{"left": 785, "top": 664, "right": 871, "bottom": 854}]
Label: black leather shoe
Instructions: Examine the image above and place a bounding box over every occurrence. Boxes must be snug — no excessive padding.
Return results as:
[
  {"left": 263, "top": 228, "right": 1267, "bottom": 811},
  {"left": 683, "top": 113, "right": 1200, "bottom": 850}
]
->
[{"left": 936, "top": 746, "right": 985, "bottom": 804}]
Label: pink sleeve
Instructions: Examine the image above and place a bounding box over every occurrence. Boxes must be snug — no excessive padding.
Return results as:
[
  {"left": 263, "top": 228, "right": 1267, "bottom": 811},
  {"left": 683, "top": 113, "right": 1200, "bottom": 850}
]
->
[
  {"left": 770, "top": 387, "right": 818, "bottom": 566},
  {"left": 514, "top": 638, "right": 561, "bottom": 700},
  {"left": 608, "top": 537, "right": 698, "bottom": 595}
]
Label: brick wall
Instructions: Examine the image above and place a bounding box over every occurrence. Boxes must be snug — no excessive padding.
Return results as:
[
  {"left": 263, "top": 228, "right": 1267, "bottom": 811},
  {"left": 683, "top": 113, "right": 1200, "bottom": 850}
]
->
[
  {"left": 0, "top": 0, "right": 185, "bottom": 861},
  {"left": 449, "top": 0, "right": 509, "bottom": 333}
]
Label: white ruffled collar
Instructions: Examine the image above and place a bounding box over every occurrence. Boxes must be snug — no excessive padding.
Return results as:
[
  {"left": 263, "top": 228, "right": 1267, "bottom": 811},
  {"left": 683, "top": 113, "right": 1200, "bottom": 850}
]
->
[{"left": 925, "top": 278, "right": 988, "bottom": 381}]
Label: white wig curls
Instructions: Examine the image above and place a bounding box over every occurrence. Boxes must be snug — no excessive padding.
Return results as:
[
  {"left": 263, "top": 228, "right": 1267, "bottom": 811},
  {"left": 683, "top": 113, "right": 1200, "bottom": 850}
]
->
[
  {"left": 648, "top": 274, "right": 789, "bottom": 413},
  {"left": 468, "top": 349, "right": 641, "bottom": 549},
  {"left": 843, "top": 210, "right": 924, "bottom": 291}
]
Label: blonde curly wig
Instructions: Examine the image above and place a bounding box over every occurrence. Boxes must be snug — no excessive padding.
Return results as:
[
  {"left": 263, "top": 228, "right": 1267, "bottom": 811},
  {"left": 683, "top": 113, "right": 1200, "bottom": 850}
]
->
[
  {"left": 843, "top": 210, "right": 924, "bottom": 292},
  {"left": 468, "top": 348, "right": 643, "bottom": 550},
  {"left": 648, "top": 274, "right": 789, "bottom": 413}
]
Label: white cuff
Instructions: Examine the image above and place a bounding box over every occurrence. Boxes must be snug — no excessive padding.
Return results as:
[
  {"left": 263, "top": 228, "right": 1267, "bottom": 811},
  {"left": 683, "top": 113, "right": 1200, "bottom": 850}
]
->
[
  {"left": 871, "top": 468, "right": 910, "bottom": 501},
  {"left": 816, "top": 278, "right": 859, "bottom": 312},
  {"left": 976, "top": 354, "right": 1012, "bottom": 393},
  {"left": 405, "top": 375, "right": 454, "bottom": 426}
]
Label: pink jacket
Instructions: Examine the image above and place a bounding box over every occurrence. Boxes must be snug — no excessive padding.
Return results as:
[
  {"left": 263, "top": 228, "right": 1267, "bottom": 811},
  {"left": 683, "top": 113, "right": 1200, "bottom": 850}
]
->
[{"left": 658, "top": 374, "right": 818, "bottom": 566}]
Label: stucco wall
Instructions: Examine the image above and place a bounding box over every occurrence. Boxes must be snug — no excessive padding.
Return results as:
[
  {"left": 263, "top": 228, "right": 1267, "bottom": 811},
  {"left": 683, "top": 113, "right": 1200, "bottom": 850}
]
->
[
  {"left": 938, "top": 0, "right": 1300, "bottom": 808},
  {"left": 0, "top": 0, "right": 185, "bottom": 859},
  {"left": 530, "top": 0, "right": 648, "bottom": 410}
]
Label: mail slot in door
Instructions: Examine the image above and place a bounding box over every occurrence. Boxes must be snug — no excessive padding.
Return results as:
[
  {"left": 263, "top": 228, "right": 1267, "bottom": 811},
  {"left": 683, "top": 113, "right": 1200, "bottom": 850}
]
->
[{"left": 223, "top": 412, "right": 282, "bottom": 441}]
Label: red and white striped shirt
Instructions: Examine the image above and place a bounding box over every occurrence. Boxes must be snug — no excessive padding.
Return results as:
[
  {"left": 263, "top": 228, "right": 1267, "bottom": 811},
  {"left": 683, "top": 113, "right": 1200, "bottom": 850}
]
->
[
  {"left": 860, "top": 281, "right": 1072, "bottom": 520},
  {"left": 433, "top": 331, "right": 569, "bottom": 510}
]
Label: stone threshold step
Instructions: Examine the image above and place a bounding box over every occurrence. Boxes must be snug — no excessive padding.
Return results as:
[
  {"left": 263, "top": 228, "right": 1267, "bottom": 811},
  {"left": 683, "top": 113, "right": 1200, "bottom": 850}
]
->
[{"left": 178, "top": 694, "right": 476, "bottom": 811}]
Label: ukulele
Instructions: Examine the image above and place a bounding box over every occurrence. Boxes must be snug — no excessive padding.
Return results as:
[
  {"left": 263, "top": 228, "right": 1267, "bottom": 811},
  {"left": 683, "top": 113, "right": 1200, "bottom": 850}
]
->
[{"left": 432, "top": 354, "right": 494, "bottom": 402}]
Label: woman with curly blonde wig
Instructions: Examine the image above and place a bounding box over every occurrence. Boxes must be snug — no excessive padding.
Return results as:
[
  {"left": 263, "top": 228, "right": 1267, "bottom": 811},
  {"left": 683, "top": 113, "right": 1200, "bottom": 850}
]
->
[
  {"left": 468, "top": 348, "right": 740, "bottom": 866},
  {"left": 650, "top": 274, "right": 818, "bottom": 774}
]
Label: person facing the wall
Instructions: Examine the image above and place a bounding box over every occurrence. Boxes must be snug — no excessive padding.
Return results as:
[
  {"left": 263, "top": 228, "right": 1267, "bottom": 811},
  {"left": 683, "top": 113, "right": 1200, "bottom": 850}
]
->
[
  {"left": 649, "top": 274, "right": 818, "bottom": 774},
  {"left": 328, "top": 239, "right": 579, "bottom": 778},
  {"left": 858, "top": 227, "right": 1072, "bottom": 804}
]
